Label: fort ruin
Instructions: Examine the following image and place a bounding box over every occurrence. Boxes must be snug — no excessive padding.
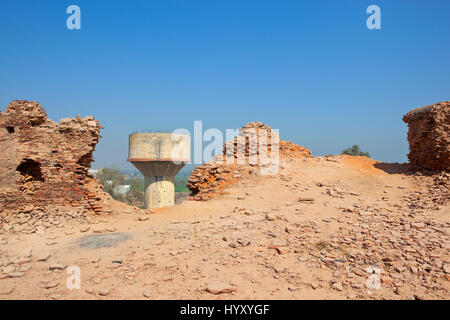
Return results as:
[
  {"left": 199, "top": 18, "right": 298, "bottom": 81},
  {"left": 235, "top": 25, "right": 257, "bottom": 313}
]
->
[
  {"left": 403, "top": 101, "right": 450, "bottom": 171},
  {"left": 0, "top": 100, "right": 104, "bottom": 219}
]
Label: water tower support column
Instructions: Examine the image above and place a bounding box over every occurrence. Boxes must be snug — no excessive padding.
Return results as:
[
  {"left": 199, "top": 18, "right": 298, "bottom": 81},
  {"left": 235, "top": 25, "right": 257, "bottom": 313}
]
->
[{"left": 144, "top": 175, "right": 175, "bottom": 209}]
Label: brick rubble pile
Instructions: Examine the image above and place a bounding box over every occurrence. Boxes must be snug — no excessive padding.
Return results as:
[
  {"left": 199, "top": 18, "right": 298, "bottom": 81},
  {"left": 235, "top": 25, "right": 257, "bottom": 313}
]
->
[
  {"left": 187, "top": 121, "right": 310, "bottom": 200},
  {"left": 407, "top": 171, "right": 450, "bottom": 211}
]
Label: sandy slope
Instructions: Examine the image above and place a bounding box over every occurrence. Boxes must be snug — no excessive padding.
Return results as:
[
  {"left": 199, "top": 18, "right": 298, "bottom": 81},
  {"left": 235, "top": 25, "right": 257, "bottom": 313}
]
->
[{"left": 0, "top": 155, "right": 448, "bottom": 300}]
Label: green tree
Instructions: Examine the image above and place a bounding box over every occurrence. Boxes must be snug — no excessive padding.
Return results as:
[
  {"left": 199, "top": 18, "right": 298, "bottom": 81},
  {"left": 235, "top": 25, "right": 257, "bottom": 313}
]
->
[
  {"left": 127, "top": 177, "right": 145, "bottom": 203},
  {"left": 341, "top": 145, "right": 370, "bottom": 157},
  {"left": 96, "top": 167, "right": 126, "bottom": 200},
  {"left": 174, "top": 174, "right": 189, "bottom": 192}
]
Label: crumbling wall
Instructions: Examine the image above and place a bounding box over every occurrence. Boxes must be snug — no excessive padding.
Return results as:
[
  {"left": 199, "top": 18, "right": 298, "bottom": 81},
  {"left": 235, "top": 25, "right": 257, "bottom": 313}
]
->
[
  {"left": 0, "top": 100, "right": 104, "bottom": 221},
  {"left": 187, "top": 121, "right": 311, "bottom": 200},
  {"left": 403, "top": 101, "right": 450, "bottom": 171}
]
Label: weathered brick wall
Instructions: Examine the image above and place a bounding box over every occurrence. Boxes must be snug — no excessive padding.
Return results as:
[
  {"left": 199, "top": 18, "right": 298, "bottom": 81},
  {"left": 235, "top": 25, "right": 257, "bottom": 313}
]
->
[
  {"left": 403, "top": 101, "right": 450, "bottom": 171},
  {"left": 0, "top": 100, "right": 103, "bottom": 215}
]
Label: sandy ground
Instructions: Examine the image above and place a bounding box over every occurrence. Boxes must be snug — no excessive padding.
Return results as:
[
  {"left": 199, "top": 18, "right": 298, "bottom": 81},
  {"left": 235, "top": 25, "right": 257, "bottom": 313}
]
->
[{"left": 0, "top": 155, "right": 448, "bottom": 300}]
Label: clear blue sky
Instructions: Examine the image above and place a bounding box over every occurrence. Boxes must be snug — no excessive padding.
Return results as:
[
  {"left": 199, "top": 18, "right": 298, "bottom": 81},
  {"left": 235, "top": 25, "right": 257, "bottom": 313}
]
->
[{"left": 1, "top": 0, "right": 449, "bottom": 170}]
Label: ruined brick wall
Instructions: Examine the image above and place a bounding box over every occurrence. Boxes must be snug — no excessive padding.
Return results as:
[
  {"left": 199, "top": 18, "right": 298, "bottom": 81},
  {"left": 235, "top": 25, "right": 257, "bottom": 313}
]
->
[
  {"left": 0, "top": 100, "right": 103, "bottom": 216},
  {"left": 403, "top": 101, "right": 450, "bottom": 171},
  {"left": 187, "top": 121, "right": 311, "bottom": 200}
]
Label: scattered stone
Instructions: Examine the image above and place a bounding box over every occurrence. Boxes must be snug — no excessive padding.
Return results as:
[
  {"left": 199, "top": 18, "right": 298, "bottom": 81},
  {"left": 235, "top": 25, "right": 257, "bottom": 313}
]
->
[
  {"left": 0, "top": 287, "right": 14, "bottom": 295},
  {"left": 8, "top": 272, "right": 24, "bottom": 278},
  {"left": 331, "top": 282, "right": 343, "bottom": 291},
  {"left": 308, "top": 282, "right": 319, "bottom": 289},
  {"left": 15, "top": 257, "right": 31, "bottom": 265},
  {"left": 412, "top": 222, "right": 425, "bottom": 229},
  {"left": 98, "top": 289, "right": 111, "bottom": 296},
  {"left": 49, "top": 263, "right": 66, "bottom": 271},
  {"left": 21, "top": 249, "right": 32, "bottom": 258},
  {"left": 85, "top": 288, "right": 95, "bottom": 295},
  {"left": 18, "top": 265, "right": 31, "bottom": 272},
  {"left": 285, "top": 202, "right": 295, "bottom": 206},
  {"left": 298, "top": 255, "right": 310, "bottom": 262},
  {"left": 93, "top": 228, "right": 108, "bottom": 234},
  {"left": 268, "top": 245, "right": 290, "bottom": 255},
  {"left": 108, "top": 263, "right": 122, "bottom": 269},
  {"left": 394, "top": 287, "right": 407, "bottom": 296},
  {"left": 37, "top": 253, "right": 51, "bottom": 262},
  {"left": 205, "top": 282, "right": 237, "bottom": 295},
  {"left": 44, "top": 281, "right": 59, "bottom": 289},
  {"left": 2, "top": 265, "right": 15, "bottom": 274}
]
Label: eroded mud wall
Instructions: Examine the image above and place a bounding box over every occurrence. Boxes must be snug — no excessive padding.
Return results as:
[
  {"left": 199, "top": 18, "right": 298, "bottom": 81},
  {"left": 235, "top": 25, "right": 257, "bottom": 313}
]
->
[
  {"left": 0, "top": 100, "right": 103, "bottom": 215},
  {"left": 403, "top": 101, "right": 450, "bottom": 171}
]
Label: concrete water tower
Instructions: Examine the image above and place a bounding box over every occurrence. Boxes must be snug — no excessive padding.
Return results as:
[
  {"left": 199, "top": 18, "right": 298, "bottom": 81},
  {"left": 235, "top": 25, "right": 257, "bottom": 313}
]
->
[{"left": 128, "top": 133, "right": 190, "bottom": 209}]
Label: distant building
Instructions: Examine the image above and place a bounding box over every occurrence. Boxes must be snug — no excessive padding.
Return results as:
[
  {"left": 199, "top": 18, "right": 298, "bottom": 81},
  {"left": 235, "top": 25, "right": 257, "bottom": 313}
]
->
[
  {"left": 88, "top": 169, "right": 99, "bottom": 177},
  {"left": 114, "top": 185, "right": 130, "bottom": 196}
]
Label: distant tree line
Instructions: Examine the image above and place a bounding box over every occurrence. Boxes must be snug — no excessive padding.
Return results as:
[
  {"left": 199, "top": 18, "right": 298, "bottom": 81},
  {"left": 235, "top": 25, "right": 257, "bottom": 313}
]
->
[
  {"left": 341, "top": 145, "right": 370, "bottom": 157},
  {"left": 95, "top": 167, "right": 144, "bottom": 204}
]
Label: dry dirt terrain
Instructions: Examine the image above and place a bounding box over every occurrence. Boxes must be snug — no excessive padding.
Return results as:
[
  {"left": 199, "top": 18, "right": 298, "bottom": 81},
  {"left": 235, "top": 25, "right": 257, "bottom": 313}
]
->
[{"left": 1, "top": 155, "right": 448, "bottom": 300}]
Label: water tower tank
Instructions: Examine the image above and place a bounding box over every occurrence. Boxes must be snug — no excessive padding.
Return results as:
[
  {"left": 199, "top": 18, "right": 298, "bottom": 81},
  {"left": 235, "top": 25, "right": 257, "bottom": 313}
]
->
[{"left": 128, "top": 133, "right": 190, "bottom": 209}]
